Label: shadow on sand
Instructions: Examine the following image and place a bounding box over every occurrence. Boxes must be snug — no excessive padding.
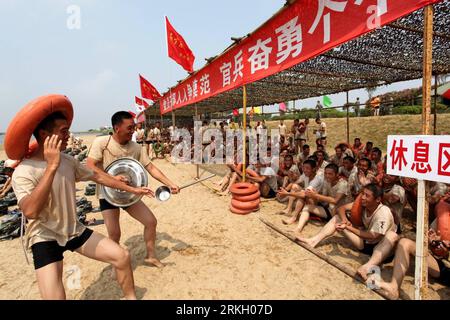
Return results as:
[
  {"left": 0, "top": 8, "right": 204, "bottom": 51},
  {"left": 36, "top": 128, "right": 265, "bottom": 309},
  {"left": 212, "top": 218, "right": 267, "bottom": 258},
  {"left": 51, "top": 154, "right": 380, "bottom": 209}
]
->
[{"left": 80, "top": 232, "right": 188, "bottom": 300}]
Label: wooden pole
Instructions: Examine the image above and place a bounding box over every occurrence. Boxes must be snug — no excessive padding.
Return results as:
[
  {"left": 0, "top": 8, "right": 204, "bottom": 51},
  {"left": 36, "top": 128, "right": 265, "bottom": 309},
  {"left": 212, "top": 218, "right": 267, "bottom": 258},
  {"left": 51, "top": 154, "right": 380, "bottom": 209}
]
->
[
  {"left": 171, "top": 111, "right": 175, "bottom": 128},
  {"left": 195, "top": 104, "right": 199, "bottom": 179},
  {"left": 143, "top": 110, "right": 148, "bottom": 137},
  {"left": 259, "top": 217, "right": 392, "bottom": 300},
  {"left": 415, "top": 4, "right": 433, "bottom": 301},
  {"left": 242, "top": 86, "right": 247, "bottom": 182},
  {"left": 433, "top": 74, "right": 438, "bottom": 135},
  {"left": 346, "top": 91, "right": 350, "bottom": 144}
]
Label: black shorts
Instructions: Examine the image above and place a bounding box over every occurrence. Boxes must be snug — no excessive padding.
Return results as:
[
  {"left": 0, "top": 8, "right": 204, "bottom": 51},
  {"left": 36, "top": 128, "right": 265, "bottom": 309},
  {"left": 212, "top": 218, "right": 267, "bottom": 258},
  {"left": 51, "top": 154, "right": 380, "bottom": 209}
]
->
[
  {"left": 359, "top": 240, "right": 395, "bottom": 263},
  {"left": 99, "top": 198, "right": 130, "bottom": 211},
  {"left": 263, "top": 188, "right": 277, "bottom": 199},
  {"left": 437, "top": 259, "right": 450, "bottom": 287},
  {"left": 31, "top": 228, "right": 93, "bottom": 270},
  {"left": 317, "top": 203, "right": 332, "bottom": 221},
  {"left": 137, "top": 141, "right": 144, "bottom": 145},
  {"left": 396, "top": 224, "right": 402, "bottom": 235},
  {"left": 360, "top": 241, "right": 377, "bottom": 256}
]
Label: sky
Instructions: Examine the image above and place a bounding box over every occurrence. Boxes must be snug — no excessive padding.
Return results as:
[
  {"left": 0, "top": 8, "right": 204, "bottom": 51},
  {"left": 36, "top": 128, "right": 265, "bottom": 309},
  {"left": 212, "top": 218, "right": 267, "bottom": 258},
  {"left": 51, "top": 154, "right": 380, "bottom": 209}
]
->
[{"left": 0, "top": 0, "right": 430, "bottom": 132}]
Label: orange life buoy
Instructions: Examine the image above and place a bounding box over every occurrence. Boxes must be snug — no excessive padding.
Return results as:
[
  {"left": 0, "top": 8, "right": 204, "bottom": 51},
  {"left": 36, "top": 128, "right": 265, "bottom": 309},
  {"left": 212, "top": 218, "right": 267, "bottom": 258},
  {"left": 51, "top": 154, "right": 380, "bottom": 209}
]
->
[
  {"left": 436, "top": 199, "right": 450, "bottom": 241},
  {"left": 5, "top": 95, "right": 73, "bottom": 160},
  {"left": 26, "top": 140, "right": 39, "bottom": 158},
  {"left": 229, "top": 182, "right": 258, "bottom": 196},
  {"left": 350, "top": 193, "right": 364, "bottom": 227},
  {"left": 9, "top": 141, "right": 40, "bottom": 168},
  {"left": 232, "top": 190, "right": 261, "bottom": 202},
  {"left": 231, "top": 199, "right": 260, "bottom": 211},
  {"left": 229, "top": 205, "right": 255, "bottom": 215}
]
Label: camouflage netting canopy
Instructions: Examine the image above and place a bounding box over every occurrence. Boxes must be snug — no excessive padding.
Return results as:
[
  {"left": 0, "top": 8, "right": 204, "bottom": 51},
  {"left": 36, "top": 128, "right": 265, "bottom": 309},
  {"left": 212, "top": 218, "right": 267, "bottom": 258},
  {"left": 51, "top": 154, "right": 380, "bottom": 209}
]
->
[{"left": 147, "top": 2, "right": 449, "bottom": 117}]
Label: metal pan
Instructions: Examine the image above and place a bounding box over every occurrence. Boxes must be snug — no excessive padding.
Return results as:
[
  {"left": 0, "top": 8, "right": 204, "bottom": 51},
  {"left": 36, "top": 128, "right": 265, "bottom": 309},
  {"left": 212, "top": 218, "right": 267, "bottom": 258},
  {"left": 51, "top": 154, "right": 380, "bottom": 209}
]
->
[{"left": 155, "top": 174, "right": 216, "bottom": 202}]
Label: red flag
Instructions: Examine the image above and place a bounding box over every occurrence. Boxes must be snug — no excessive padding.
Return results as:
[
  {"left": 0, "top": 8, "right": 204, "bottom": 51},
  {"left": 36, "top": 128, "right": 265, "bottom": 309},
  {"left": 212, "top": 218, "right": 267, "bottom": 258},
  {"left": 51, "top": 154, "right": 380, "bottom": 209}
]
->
[
  {"left": 136, "top": 112, "right": 146, "bottom": 123},
  {"left": 165, "top": 16, "right": 195, "bottom": 73},
  {"left": 135, "top": 97, "right": 145, "bottom": 113},
  {"left": 139, "top": 74, "right": 162, "bottom": 101},
  {"left": 128, "top": 111, "right": 136, "bottom": 118},
  {"left": 135, "top": 96, "right": 144, "bottom": 106},
  {"left": 232, "top": 109, "right": 239, "bottom": 116},
  {"left": 443, "top": 88, "right": 450, "bottom": 100},
  {"left": 135, "top": 96, "right": 150, "bottom": 109}
]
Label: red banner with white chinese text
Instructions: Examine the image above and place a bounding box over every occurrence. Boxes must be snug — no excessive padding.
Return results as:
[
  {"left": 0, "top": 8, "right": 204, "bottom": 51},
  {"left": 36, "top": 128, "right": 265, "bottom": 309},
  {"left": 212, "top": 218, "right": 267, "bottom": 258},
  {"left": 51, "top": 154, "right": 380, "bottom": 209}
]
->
[{"left": 160, "top": 0, "right": 441, "bottom": 114}]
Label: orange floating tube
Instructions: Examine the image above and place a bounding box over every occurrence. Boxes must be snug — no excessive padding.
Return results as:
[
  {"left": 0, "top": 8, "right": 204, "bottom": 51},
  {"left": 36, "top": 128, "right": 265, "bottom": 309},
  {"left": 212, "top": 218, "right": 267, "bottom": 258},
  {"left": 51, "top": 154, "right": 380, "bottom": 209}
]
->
[
  {"left": 350, "top": 193, "right": 364, "bottom": 227},
  {"left": 231, "top": 199, "right": 260, "bottom": 211},
  {"left": 5, "top": 95, "right": 73, "bottom": 160},
  {"left": 26, "top": 140, "right": 39, "bottom": 158},
  {"left": 232, "top": 190, "right": 261, "bottom": 202},
  {"left": 8, "top": 141, "right": 40, "bottom": 168},
  {"left": 230, "top": 182, "right": 258, "bottom": 196},
  {"left": 436, "top": 199, "right": 450, "bottom": 241},
  {"left": 229, "top": 205, "right": 256, "bottom": 215}
]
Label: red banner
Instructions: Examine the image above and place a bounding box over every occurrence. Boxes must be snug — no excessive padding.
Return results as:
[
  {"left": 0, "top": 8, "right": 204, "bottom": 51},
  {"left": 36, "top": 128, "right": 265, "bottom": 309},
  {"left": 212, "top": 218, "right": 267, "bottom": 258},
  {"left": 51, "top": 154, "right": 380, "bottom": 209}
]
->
[
  {"left": 166, "top": 16, "right": 195, "bottom": 73},
  {"left": 160, "top": 0, "right": 441, "bottom": 115}
]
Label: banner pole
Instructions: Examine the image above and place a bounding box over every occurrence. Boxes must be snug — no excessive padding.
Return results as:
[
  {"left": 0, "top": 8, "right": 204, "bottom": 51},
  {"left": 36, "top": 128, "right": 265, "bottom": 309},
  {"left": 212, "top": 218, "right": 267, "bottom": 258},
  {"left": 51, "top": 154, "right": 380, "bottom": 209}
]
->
[
  {"left": 195, "top": 104, "right": 199, "bottom": 179},
  {"left": 143, "top": 110, "right": 148, "bottom": 149},
  {"left": 433, "top": 74, "right": 438, "bottom": 135},
  {"left": 346, "top": 91, "right": 350, "bottom": 144},
  {"left": 242, "top": 85, "right": 247, "bottom": 182},
  {"left": 415, "top": 4, "right": 433, "bottom": 301}
]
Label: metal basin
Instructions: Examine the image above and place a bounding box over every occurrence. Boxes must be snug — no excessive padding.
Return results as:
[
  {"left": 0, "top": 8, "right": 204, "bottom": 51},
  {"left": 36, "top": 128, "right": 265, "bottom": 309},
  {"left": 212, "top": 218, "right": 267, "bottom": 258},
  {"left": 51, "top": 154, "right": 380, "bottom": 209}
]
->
[
  {"left": 100, "top": 157, "right": 148, "bottom": 207},
  {"left": 154, "top": 173, "right": 216, "bottom": 202},
  {"left": 155, "top": 185, "right": 172, "bottom": 202}
]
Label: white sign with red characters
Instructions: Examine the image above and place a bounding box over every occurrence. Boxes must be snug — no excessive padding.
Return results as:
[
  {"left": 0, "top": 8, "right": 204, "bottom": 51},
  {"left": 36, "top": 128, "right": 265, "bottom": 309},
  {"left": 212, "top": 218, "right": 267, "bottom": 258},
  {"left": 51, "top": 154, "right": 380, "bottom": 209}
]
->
[{"left": 387, "top": 135, "right": 450, "bottom": 184}]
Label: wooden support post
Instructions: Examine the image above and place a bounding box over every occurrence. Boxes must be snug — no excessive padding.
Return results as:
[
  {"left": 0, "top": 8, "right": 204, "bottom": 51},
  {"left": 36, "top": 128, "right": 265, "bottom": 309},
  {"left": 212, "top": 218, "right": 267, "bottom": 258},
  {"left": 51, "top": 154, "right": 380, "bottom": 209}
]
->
[
  {"left": 195, "top": 105, "right": 199, "bottom": 179},
  {"left": 433, "top": 74, "right": 438, "bottom": 135},
  {"left": 415, "top": 4, "right": 433, "bottom": 301},
  {"left": 346, "top": 91, "right": 350, "bottom": 144},
  {"left": 242, "top": 86, "right": 247, "bottom": 182}
]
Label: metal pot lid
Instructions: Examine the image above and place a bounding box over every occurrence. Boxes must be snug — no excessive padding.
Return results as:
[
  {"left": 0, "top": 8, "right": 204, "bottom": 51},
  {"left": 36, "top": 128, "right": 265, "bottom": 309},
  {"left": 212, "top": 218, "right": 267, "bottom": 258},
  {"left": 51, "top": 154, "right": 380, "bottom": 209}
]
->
[{"left": 100, "top": 157, "right": 148, "bottom": 207}]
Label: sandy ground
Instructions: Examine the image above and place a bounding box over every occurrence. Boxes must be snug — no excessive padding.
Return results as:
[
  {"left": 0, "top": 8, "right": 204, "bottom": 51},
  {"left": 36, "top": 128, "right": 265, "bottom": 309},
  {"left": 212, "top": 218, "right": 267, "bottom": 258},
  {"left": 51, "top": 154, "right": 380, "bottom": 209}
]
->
[{"left": 0, "top": 134, "right": 448, "bottom": 300}]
